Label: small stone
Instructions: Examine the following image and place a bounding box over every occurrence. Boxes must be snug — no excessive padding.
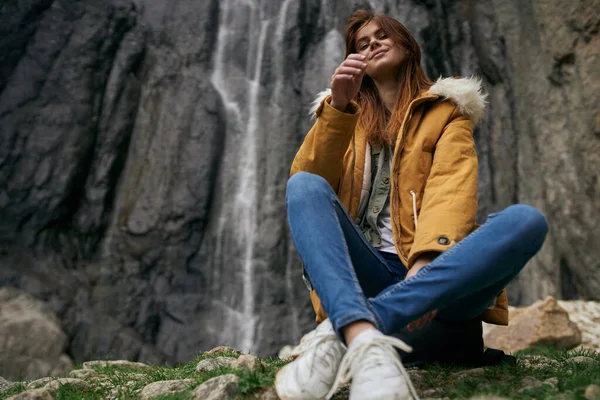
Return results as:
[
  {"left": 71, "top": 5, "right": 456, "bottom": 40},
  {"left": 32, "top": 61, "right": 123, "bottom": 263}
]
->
[
  {"left": 4, "top": 389, "right": 53, "bottom": 400},
  {"left": 82, "top": 360, "right": 151, "bottom": 370},
  {"left": 518, "top": 376, "right": 543, "bottom": 393},
  {"left": 69, "top": 369, "right": 100, "bottom": 379},
  {"left": 543, "top": 377, "right": 559, "bottom": 390},
  {"left": 521, "top": 376, "right": 542, "bottom": 386},
  {"left": 422, "top": 388, "right": 438, "bottom": 396},
  {"left": 568, "top": 356, "right": 598, "bottom": 366},
  {"left": 43, "top": 378, "right": 90, "bottom": 394},
  {"left": 585, "top": 384, "right": 600, "bottom": 400},
  {"left": 26, "top": 378, "right": 55, "bottom": 390},
  {"left": 450, "top": 367, "right": 486, "bottom": 380},
  {"left": 255, "top": 387, "right": 279, "bottom": 400},
  {"left": 518, "top": 355, "right": 561, "bottom": 370},
  {"left": 517, "top": 375, "right": 558, "bottom": 394},
  {"left": 195, "top": 356, "right": 236, "bottom": 372},
  {"left": 205, "top": 346, "right": 242, "bottom": 356},
  {"left": 106, "top": 378, "right": 143, "bottom": 400},
  {"left": 518, "top": 386, "right": 538, "bottom": 394},
  {"left": 140, "top": 379, "right": 194, "bottom": 400},
  {"left": 107, "top": 386, "right": 122, "bottom": 400},
  {"left": 231, "top": 354, "right": 266, "bottom": 372},
  {"left": 0, "top": 377, "right": 14, "bottom": 393},
  {"left": 552, "top": 391, "right": 575, "bottom": 400},
  {"left": 408, "top": 369, "right": 426, "bottom": 381},
  {"left": 278, "top": 345, "right": 295, "bottom": 359},
  {"left": 192, "top": 374, "right": 239, "bottom": 400}
]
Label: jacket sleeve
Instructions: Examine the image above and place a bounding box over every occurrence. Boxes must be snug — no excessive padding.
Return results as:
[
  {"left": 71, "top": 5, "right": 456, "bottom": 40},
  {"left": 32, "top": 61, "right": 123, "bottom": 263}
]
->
[
  {"left": 290, "top": 97, "right": 360, "bottom": 191},
  {"left": 408, "top": 107, "right": 478, "bottom": 268}
]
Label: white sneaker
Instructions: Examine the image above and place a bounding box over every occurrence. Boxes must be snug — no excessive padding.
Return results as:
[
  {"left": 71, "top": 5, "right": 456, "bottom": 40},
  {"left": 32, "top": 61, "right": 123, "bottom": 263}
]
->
[
  {"left": 327, "top": 330, "right": 419, "bottom": 400},
  {"left": 275, "top": 319, "right": 346, "bottom": 399}
]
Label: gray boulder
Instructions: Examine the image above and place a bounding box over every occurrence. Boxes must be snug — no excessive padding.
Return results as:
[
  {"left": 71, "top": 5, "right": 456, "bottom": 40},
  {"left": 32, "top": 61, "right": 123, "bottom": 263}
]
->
[
  {"left": 192, "top": 374, "right": 239, "bottom": 400},
  {"left": 140, "top": 379, "right": 194, "bottom": 400},
  {"left": 0, "top": 288, "right": 73, "bottom": 380}
]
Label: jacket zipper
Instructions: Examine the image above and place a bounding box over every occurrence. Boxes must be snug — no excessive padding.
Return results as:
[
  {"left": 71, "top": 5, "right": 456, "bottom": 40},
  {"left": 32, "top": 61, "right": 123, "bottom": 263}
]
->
[{"left": 349, "top": 134, "right": 356, "bottom": 216}]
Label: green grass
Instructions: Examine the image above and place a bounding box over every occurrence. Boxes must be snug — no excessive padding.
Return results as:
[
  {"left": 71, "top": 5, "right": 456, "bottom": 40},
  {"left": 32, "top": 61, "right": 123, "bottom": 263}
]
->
[
  {"left": 1, "top": 382, "right": 27, "bottom": 399},
  {"left": 1, "top": 346, "right": 598, "bottom": 399},
  {"left": 407, "top": 346, "right": 600, "bottom": 399}
]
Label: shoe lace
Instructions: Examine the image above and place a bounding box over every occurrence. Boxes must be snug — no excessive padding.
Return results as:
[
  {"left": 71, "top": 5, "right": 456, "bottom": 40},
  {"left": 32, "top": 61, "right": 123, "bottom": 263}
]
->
[
  {"left": 326, "top": 335, "right": 420, "bottom": 400},
  {"left": 290, "top": 324, "right": 340, "bottom": 374}
]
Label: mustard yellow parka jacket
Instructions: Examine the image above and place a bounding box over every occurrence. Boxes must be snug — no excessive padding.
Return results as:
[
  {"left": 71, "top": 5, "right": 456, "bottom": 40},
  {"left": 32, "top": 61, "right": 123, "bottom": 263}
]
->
[{"left": 290, "top": 77, "right": 508, "bottom": 326}]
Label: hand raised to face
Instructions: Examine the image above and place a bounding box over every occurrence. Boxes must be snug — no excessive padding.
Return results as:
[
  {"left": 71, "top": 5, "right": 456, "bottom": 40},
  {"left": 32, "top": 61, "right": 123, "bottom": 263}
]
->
[{"left": 329, "top": 54, "right": 367, "bottom": 112}]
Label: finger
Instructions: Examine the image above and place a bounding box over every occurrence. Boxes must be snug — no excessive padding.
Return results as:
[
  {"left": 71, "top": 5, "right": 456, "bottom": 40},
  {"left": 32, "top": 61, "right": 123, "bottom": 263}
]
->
[
  {"left": 341, "top": 59, "right": 368, "bottom": 69},
  {"left": 335, "top": 66, "right": 363, "bottom": 76},
  {"left": 331, "top": 74, "right": 355, "bottom": 85},
  {"left": 346, "top": 53, "right": 367, "bottom": 61},
  {"left": 352, "top": 69, "right": 366, "bottom": 83},
  {"left": 330, "top": 75, "right": 355, "bottom": 87}
]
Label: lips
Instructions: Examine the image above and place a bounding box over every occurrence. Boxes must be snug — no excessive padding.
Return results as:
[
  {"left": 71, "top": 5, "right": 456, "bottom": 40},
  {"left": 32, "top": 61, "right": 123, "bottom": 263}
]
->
[{"left": 370, "top": 48, "right": 387, "bottom": 59}]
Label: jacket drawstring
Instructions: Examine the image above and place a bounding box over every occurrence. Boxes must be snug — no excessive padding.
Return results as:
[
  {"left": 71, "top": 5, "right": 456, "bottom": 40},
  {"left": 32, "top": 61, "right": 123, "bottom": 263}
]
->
[{"left": 409, "top": 190, "right": 418, "bottom": 229}]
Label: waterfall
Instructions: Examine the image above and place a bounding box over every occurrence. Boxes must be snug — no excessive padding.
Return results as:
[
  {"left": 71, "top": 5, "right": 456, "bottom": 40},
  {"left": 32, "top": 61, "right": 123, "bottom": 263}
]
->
[{"left": 210, "top": 0, "right": 273, "bottom": 354}]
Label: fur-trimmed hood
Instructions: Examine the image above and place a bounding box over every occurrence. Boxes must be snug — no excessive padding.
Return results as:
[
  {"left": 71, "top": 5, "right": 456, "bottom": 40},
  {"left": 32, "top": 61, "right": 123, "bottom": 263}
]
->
[
  {"left": 428, "top": 76, "right": 487, "bottom": 124},
  {"left": 310, "top": 76, "right": 487, "bottom": 125}
]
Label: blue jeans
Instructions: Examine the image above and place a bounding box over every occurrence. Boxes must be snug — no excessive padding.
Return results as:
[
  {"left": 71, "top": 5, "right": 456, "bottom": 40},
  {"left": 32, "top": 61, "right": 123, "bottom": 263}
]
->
[{"left": 286, "top": 172, "right": 548, "bottom": 341}]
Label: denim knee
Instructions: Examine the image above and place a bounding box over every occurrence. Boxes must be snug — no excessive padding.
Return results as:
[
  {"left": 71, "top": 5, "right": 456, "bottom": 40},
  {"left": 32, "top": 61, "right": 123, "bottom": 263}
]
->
[
  {"left": 286, "top": 172, "right": 332, "bottom": 207},
  {"left": 505, "top": 204, "right": 549, "bottom": 249}
]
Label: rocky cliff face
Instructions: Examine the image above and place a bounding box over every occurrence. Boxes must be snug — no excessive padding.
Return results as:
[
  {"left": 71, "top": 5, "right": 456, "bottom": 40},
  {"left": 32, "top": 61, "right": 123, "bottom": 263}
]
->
[{"left": 0, "top": 0, "right": 598, "bottom": 365}]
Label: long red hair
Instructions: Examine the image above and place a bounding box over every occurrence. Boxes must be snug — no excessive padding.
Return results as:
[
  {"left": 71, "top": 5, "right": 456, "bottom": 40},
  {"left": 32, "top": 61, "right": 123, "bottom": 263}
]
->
[{"left": 345, "top": 10, "right": 433, "bottom": 146}]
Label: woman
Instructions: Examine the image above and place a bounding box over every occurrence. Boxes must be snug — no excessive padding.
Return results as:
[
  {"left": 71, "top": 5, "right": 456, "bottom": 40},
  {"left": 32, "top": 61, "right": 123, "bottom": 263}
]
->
[{"left": 276, "top": 10, "right": 548, "bottom": 400}]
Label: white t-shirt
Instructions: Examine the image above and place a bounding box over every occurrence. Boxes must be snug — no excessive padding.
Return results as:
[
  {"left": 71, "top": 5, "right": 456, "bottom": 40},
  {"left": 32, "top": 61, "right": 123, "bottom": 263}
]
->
[{"left": 377, "top": 194, "right": 396, "bottom": 254}]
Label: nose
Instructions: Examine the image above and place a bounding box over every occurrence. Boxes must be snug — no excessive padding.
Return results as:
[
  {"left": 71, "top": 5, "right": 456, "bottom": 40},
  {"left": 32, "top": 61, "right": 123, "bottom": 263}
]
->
[{"left": 369, "top": 39, "right": 382, "bottom": 50}]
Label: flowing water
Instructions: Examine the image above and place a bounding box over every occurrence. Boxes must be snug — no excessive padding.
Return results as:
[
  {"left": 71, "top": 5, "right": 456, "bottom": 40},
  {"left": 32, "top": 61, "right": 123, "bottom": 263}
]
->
[{"left": 210, "top": 0, "right": 276, "bottom": 354}]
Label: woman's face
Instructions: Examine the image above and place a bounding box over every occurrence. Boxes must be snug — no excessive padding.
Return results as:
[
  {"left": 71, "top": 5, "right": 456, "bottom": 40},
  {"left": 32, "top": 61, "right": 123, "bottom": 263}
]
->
[{"left": 355, "top": 21, "right": 406, "bottom": 80}]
